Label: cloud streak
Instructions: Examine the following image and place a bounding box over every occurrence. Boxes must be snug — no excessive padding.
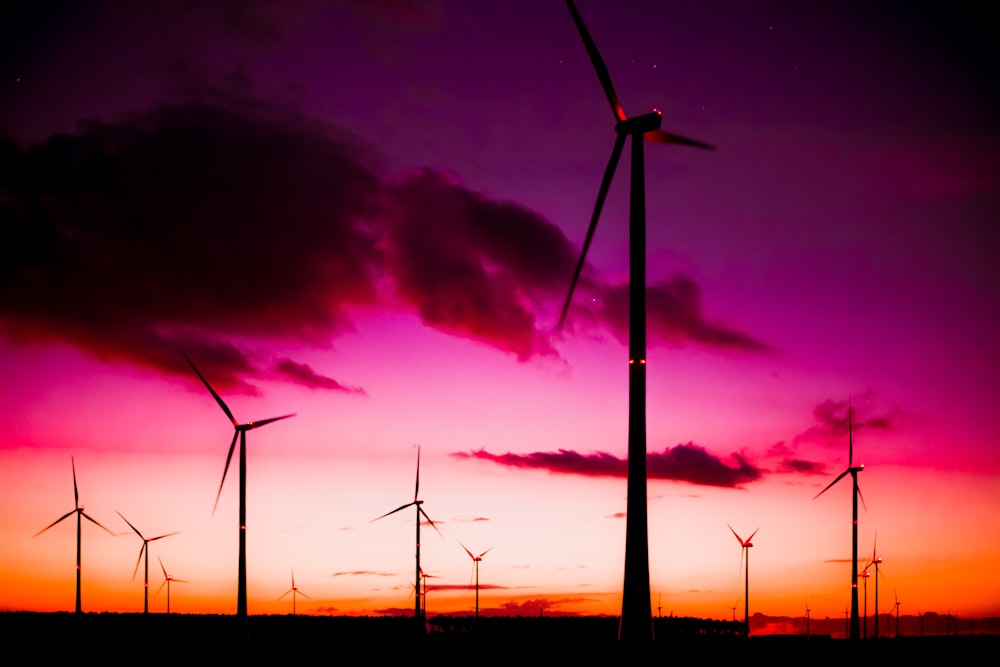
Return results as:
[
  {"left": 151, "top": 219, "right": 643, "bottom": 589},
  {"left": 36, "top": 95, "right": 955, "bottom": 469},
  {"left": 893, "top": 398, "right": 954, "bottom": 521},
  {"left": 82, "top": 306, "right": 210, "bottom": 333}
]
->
[{"left": 453, "top": 444, "right": 763, "bottom": 489}]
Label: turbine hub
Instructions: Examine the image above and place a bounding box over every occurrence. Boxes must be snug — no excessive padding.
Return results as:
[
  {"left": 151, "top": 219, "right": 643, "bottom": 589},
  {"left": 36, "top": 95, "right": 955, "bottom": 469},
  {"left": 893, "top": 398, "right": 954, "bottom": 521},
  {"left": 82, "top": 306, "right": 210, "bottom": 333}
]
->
[{"left": 616, "top": 110, "right": 662, "bottom": 136}]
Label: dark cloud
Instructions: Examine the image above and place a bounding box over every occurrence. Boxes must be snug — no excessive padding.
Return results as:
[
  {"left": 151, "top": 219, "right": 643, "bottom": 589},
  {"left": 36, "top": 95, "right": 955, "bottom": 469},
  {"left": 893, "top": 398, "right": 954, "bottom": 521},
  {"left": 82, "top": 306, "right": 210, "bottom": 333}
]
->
[
  {"left": 381, "top": 168, "right": 569, "bottom": 361},
  {"left": 1, "top": 101, "right": 378, "bottom": 393},
  {"left": 273, "top": 358, "right": 367, "bottom": 394},
  {"left": 452, "top": 444, "right": 762, "bottom": 489},
  {"left": 597, "top": 277, "right": 772, "bottom": 352},
  {"left": 1, "top": 98, "right": 769, "bottom": 392},
  {"left": 793, "top": 393, "right": 902, "bottom": 448}
]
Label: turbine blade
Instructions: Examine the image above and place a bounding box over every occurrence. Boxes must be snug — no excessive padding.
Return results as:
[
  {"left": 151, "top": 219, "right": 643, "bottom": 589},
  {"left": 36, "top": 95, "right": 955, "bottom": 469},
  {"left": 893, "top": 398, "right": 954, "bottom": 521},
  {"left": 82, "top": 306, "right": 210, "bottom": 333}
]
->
[
  {"left": 213, "top": 431, "right": 239, "bottom": 516},
  {"left": 558, "top": 132, "right": 626, "bottom": 330},
  {"left": 184, "top": 353, "right": 237, "bottom": 426},
  {"left": 299, "top": 590, "right": 311, "bottom": 599},
  {"left": 159, "top": 556, "right": 168, "bottom": 578},
  {"left": 419, "top": 506, "right": 444, "bottom": 538},
  {"left": 727, "top": 523, "right": 743, "bottom": 544},
  {"left": 857, "top": 483, "right": 868, "bottom": 513},
  {"left": 848, "top": 398, "right": 854, "bottom": 466},
  {"left": 155, "top": 579, "right": 168, "bottom": 596},
  {"left": 414, "top": 445, "right": 421, "bottom": 501},
  {"left": 371, "top": 501, "right": 416, "bottom": 522},
  {"left": 813, "top": 469, "right": 849, "bottom": 499},
  {"left": 479, "top": 547, "right": 494, "bottom": 558},
  {"left": 71, "top": 457, "right": 79, "bottom": 508},
  {"left": 747, "top": 527, "right": 760, "bottom": 543},
  {"left": 81, "top": 511, "right": 116, "bottom": 535},
  {"left": 133, "top": 543, "right": 145, "bottom": 580},
  {"left": 247, "top": 413, "right": 296, "bottom": 430},
  {"left": 33, "top": 510, "right": 76, "bottom": 537},
  {"left": 149, "top": 531, "right": 180, "bottom": 542},
  {"left": 566, "top": 0, "right": 626, "bottom": 121},
  {"left": 277, "top": 589, "right": 292, "bottom": 601},
  {"left": 117, "top": 511, "right": 144, "bottom": 539},
  {"left": 644, "top": 129, "right": 715, "bottom": 151},
  {"left": 460, "top": 541, "right": 474, "bottom": 559}
]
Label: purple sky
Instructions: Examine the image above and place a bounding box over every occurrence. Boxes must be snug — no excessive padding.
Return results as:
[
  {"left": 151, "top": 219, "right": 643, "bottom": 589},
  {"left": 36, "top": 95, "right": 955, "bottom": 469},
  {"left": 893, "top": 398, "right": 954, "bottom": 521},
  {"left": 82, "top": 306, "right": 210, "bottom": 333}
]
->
[{"left": 1, "top": 0, "right": 998, "bottom": 620}]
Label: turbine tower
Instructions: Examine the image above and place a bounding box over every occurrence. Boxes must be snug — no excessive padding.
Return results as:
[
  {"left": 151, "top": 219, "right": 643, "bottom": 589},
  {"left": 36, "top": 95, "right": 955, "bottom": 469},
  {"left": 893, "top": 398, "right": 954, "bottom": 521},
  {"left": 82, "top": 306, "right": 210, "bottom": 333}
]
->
[
  {"left": 33, "top": 457, "right": 114, "bottom": 613},
  {"left": 372, "top": 445, "right": 442, "bottom": 628},
  {"left": 814, "top": 399, "right": 865, "bottom": 640},
  {"left": 460, "top": 542, "right": 493, "bottom": 620},
  {"left": 117, "top": 511, "right": 178, "bottom": 614},
  {"left": 728, "top": 524, "right": 759, "bottom": 636},
  {"left": 560, "top": 0, "right": 713, "bottom": 644},
  {"left": 185, "top": 354, "right": 295, "bottom": 623}
]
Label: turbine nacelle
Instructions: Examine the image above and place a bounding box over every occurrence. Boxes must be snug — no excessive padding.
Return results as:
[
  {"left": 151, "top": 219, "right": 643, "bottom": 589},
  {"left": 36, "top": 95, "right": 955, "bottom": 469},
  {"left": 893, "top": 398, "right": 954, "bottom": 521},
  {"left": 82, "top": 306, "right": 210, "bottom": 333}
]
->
[{"left": 616, "top": 111, "right": 662, "bottom": 136}]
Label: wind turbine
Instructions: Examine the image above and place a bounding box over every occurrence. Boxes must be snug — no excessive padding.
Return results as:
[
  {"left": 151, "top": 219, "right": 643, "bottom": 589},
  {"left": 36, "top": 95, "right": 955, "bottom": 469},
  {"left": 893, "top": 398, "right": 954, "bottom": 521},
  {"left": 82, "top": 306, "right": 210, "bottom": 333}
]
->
[
  {"left": 867, "top": 535, "right": 885, "bottom": 639},
  {"left": 33, "top": 457, "right": 115, "bottom": 613},
  {"left": 117, "top": 511, "right": 178, "bottom": 614},
  {"left": 185, "top": 353, "right": 296, "bottom": 622},
  {"left": 372, "top": 445, "right": 443, "bottom": 625},
  {"left": 892, "top": 589, "right": 901, "bottom": 638},
  {"left": 730, "top": 598, "right": 740, "bottom": 622},
  {"left": 814, "top": 398, "right": 866, "bottom": 640},
  {"left": 560, "top": 0, "right": 714, "bottom": 644},
  {"left": 728, "top": 524, "right": 759, "bottom": 635},
  {"left": 460, "top": 542, "right": 493, "bottom": 620},
  {"left": 804, "top": 598, "right": 811, "bottom": 637},
  {"left": 155, "top": 556, "right": 187, "bottom": 614},
  {"left": 277, "top": 569, "right": 310, "bottom": 615}
]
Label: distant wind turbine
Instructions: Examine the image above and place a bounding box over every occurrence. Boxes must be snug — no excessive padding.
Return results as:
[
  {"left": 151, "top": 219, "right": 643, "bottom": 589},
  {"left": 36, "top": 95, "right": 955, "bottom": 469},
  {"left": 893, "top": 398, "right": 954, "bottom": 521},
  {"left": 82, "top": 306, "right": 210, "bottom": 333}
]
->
[
  {"left": 371, "top": 444, "right": 443, "bottom": 625},
  {"left": 892, "top": 589, "right": 901, "bottom": 638},
  {"left": 460, "top": 542, "right": 493, "bottom": 620},
  {"left": 277, "top": 569, "right": 310, "bottom": 615},
  {"left": 728, "top": 524, "right": 759, "bottom": 635},
  {"left": 117, "top": 511, "right": 178, "bottom": 614},
  {"left": 155, "top": 556, "right": 187, "bottom": 614},
  {"left": 185, "top": 353, "right": 296, "bottom": 622},
  {"left": 33, "top": 457, "right": 115, "bottom": 613},
  {"left": 867, "top": 534, "right": 885, "bottom": 639},
  {"left": 805, "top": 598, "right": 811, "bottom": 637},
  {"left": 561, "top": 0, "right": 714, "bottom": 644},
  {"left": 814, "top": 398, "right": 866, "bottom": 640}
]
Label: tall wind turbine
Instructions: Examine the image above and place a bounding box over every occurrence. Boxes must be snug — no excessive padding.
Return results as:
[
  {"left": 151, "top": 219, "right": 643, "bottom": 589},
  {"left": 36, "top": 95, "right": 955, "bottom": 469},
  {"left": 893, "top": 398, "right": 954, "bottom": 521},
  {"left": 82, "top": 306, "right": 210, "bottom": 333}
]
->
[
  {"left": 277, "top": 569, "right": 309, "bottom": 615},
  {"left": 728, "top": 524, "right": 759, "bottom": 636},
  {"left": 560, "top": 0, "right": 713, "bottom": 643},
  {"left": 814, "top": 399, "right": 866, "bottom": 640},
  {"left": 117, "top": 511, "right": 178, "bottom": 614},
  {"left": 33, "top": 457, "right": 115, "bottom": 613},
  {"left": 372, "top": 445, "right": 443, "bottom": 625},
  {"left": 156, "top": 556, "right": 187, "bottom": 614},
  {"left": 185, "top": 353, "right": 296, "bottom": 621},
  {"left": 460, "top": 542, "right": 493, "bottom": 620}
]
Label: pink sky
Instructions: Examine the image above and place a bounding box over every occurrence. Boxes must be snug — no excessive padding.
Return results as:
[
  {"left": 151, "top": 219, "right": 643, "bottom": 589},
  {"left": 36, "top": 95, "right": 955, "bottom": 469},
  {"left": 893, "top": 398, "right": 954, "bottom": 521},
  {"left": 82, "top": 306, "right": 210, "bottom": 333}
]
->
[{"left": 1, "top": 0, "right": 998, "bottom": 626}]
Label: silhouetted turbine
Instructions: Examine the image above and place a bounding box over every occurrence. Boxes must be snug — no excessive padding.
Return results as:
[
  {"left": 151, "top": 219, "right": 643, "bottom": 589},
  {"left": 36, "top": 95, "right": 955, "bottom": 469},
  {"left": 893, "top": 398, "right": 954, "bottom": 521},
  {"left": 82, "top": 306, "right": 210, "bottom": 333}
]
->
[
  {"left": 728, "top": 524, "right": 759, "bottom": 634},
  {"left": 814, "top": 399, "right": 866, "bottom": 640},
  {"left": 117, "top": 511, "right": 178, "bottom": 614},
  {"left": 33, "top": 457, "right": 114, "bottom": 613},
  {"left": 561, "top": 0, "right": 713, "bottom": 643},
  {"left": 185, "top": 354, "right": 295, "bottom": 622},
  {"left": 866, "top": 534, "right": 885, "bottom": 639},
  {"left": 277, "top": 569, "right": 310, "bottom": 615},
  {"left": 156, "top": 556, "right": 187, "bottom": 614},
  {"left": 371, "top": 445, "right": 443, "bottom": 626},
  {"left": 460, "top": 542, "right": 493, "bottom": 620}
]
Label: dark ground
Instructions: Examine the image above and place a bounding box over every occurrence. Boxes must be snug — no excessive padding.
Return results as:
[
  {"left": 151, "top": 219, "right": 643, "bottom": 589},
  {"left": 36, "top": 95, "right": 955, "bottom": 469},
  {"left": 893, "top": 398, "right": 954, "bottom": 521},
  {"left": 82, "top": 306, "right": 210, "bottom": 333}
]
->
[{"left": 2, "top": 611, "right": 996, "bottom": 662}]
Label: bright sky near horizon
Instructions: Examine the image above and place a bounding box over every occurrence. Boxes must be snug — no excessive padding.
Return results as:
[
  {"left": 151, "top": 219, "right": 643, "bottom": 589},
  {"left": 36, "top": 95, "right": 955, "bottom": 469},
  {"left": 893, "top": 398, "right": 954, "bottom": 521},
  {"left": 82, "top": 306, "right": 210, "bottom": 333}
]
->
[{"left": 1, "top": 0, "right": 998, "bottom": 627}]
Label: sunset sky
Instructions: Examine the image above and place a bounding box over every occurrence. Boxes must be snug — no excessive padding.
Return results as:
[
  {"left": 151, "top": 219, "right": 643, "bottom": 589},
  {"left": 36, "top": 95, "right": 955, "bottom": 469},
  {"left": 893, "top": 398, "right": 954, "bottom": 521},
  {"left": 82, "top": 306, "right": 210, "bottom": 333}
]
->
[{"left": 1, "top": 0, "right": 998, "bottom": 629}]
